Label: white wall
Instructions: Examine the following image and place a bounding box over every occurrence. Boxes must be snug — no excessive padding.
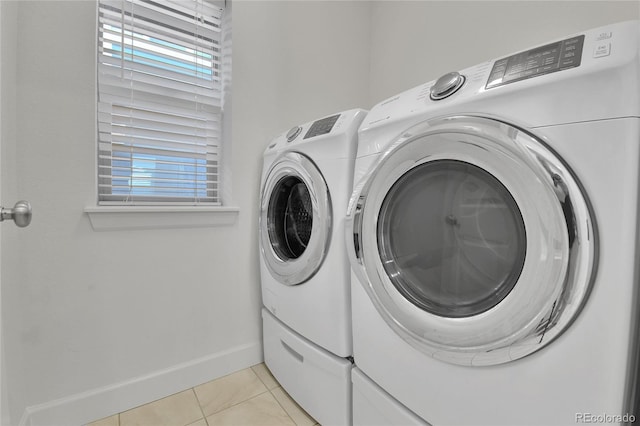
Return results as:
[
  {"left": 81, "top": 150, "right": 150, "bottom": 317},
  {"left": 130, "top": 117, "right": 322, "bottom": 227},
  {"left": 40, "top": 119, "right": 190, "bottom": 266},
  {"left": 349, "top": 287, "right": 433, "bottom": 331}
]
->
[
  {"left": 369, "top": 1, "right": 640, "bottom": 104},
  {"left": 1, "top": 1, "right": 638, "bottom": 425},
  {"left": 235, "top": 1, "right": 371, "bottom": 131},
  {"left": 0, "top": 1, "right": 371, "bottom": 425},
  {"left": 3, "top": 1, "right": 262, "bottom": 422},
  {"left": 0, "top": 1, "right": 19, "bottom": 424}
]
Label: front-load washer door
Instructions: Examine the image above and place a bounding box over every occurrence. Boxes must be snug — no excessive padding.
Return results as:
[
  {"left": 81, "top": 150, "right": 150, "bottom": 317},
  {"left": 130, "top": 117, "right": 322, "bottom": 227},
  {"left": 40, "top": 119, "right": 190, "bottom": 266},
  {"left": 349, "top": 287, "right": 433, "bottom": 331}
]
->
[
  {"left": 347, "top": 115, "right": 597, "bottom": 366},
  {"left": 261, "top": 152, "right": 331, "bottom": 286}
]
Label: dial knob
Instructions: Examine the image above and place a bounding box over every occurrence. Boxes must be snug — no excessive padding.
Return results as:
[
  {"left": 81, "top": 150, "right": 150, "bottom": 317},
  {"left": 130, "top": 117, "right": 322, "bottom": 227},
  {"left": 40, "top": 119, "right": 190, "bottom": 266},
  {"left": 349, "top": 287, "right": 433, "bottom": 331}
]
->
[
  {"left": 430, "top": 71, "right": 465, "bottom": 100},
  {"left": 286, "top": 126, "right": 302, "bottom": 142}
]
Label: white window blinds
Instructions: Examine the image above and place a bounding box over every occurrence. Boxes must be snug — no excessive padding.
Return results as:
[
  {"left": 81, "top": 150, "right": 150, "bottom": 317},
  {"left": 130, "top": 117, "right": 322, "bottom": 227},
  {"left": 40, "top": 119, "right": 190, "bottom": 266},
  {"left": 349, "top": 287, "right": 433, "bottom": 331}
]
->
[{"left": 98, "top": 0, "right": 224, "bottom": 204}]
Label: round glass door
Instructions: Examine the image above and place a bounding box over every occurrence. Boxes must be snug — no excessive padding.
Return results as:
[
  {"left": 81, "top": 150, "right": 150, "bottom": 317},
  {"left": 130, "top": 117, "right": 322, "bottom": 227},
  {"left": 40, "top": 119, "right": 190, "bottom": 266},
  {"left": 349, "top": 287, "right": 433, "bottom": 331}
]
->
[
  {"left": 377, "top": 160, "right": 527, "bottom": 318},
  {"left": 347, "top": 116, "right": 596, "bottom": 366},
  {"left": 260, "top": 152, "right": 331, "bottom": 286},
  {"left": 267, "top": 176, "right": 314, "bottom": 261}
]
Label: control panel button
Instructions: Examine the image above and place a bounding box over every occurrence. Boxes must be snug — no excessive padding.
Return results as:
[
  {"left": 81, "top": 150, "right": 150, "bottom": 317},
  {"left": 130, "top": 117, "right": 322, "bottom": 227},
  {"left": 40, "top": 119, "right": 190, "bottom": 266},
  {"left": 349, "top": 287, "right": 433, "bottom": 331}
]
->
[
  {"left": 593, "top": 43, "right": 611, "bottom": 58},
  {"left": 430, "top": 72, "right": 465, "bottom": 100},
  {"left": 286, "top": 126, "right": 302, "bottom": 142},
  {"left": 596, "top": 31, "right": 613, "bottom": 41}
]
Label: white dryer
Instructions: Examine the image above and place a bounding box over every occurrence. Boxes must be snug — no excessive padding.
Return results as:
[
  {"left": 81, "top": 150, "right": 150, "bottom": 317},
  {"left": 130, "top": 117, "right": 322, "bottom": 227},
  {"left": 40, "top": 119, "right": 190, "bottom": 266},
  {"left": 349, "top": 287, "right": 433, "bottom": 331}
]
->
[
  {"left": 260, "top": 109, "right": 366, "bottom": 425},
  {"left": 347, "top": 21, "right": 640, "bottom": 425}
]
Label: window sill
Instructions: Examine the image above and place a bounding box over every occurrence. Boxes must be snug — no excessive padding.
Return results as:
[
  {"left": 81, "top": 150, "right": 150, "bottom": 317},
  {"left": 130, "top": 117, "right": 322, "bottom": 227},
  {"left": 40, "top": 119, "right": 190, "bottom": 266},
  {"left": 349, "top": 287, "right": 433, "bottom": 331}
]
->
[{"left": 84, "top": 206, "right": 240, "bottom": 231}]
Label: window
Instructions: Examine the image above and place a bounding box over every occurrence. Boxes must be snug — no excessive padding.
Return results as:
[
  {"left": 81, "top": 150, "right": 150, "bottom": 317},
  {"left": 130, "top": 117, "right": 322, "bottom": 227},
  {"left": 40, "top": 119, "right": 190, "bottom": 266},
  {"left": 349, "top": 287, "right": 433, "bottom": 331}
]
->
[{"left": 97, "top": 0, "right": 226, "bottom": 205}]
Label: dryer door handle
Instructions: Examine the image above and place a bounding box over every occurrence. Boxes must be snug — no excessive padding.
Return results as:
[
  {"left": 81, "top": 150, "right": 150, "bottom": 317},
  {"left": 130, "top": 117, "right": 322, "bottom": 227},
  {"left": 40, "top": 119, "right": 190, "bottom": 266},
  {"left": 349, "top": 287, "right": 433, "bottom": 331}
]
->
[{"left": 352, "top": 198, "right": 364, "bottom": 262}]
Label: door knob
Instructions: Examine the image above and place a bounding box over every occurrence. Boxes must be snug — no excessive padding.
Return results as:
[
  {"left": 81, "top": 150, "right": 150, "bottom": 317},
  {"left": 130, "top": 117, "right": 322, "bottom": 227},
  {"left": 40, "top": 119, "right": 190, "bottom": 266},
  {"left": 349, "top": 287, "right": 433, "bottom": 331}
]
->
[{"left": 1, "top": 200, "right": 32, "bottom": 228}]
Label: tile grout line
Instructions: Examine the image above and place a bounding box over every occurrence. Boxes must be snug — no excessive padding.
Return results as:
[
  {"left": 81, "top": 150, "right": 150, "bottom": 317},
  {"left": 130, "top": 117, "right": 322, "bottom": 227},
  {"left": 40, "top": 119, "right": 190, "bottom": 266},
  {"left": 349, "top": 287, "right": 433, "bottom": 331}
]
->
[
  {"left": 190, "top": 387, "right": 209, "bottom": 426},
  {"left": 254, "top": 364, "right": 313, "bottom": 426},
  {"left": 253, "top": 364, "right": 312, "bottom": 425},
  {"left": 268, "top": 387, "right": 298, "bottom": 426},
  {"left": 197, "top": 367, "right": 273, "bottom": 420},
  {"left": 221, "top": 388, "right": 272, "bottom": 412},
  {"left": 203, "top": 390, "right": 275, "bottom": 423},
  {"left": 251, "top": 365, "right": 296, "bottom": 423}
]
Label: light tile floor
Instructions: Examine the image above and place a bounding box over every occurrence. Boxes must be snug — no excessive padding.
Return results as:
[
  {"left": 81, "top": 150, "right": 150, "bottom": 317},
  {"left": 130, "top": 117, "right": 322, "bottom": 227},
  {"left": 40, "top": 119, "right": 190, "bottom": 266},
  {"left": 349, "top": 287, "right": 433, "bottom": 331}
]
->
[{"left": 87, "top": 363, "right": 319, "bottom": 426}]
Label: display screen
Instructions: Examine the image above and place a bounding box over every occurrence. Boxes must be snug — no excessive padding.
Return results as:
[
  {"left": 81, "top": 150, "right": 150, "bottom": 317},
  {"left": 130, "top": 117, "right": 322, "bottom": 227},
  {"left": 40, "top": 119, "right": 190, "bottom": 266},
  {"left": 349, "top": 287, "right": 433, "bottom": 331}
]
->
[
  {"left": 486, "top": 35, "right": 584, "bottom": 89},
  {"left": 304, "top": 114, "right": 340, "bottom": 139}
]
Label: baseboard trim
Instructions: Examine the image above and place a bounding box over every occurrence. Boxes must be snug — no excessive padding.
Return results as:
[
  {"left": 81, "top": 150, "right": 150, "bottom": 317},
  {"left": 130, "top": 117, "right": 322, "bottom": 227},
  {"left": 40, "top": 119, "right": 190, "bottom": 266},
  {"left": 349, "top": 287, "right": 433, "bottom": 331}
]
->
[{"left": 18, "top": 341, "right": 262, "bottom": 426}]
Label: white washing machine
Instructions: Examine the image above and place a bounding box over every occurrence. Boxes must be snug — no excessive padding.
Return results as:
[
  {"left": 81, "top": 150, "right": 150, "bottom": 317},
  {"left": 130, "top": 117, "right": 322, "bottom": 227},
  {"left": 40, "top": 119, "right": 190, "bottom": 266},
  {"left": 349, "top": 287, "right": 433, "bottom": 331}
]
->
[
  {"left": 347, "top": 21, "right": 640, "bottom": 425},
  {"left": 260, "top": 109, "right": 366, "bottom": 425}
]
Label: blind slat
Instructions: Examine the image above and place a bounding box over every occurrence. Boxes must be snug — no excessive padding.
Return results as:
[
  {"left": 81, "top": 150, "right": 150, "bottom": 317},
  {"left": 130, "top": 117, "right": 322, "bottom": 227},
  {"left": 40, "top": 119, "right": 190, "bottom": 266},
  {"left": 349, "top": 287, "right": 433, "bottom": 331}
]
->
[
  {"left": 99, "top": 101, "right": 220, "bottom": 124},
  {"left": 108, "top": 118, "right": 220, "bottom": 137},
  {"left": 99, "top": 64, "right": 221, "bottom": 101},
  {"left": 99, "top": 12, "right": 221, "bottom": 52},
  {"left": 98, "top": 92, "right": 221, "bottom": 116},
  {"left": 100, "top": 142, "right": 217, "bottom": 159},
  {"left": 101, "top": 0, "right": 221, "bottom": 39},
  {"left": 100, "top": 169, "right": 219, "bottom": 179}
]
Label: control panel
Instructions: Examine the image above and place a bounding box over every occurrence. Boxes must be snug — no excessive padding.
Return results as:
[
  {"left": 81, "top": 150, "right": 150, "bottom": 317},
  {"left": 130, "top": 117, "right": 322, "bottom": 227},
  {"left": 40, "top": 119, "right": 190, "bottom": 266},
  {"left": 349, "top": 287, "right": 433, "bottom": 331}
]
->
[
  {"left": 304, "top": 114, "right": 341, "bottom": 139},
  {"left": 486, "top": 35, "right": 585, "bottom": 89}
]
